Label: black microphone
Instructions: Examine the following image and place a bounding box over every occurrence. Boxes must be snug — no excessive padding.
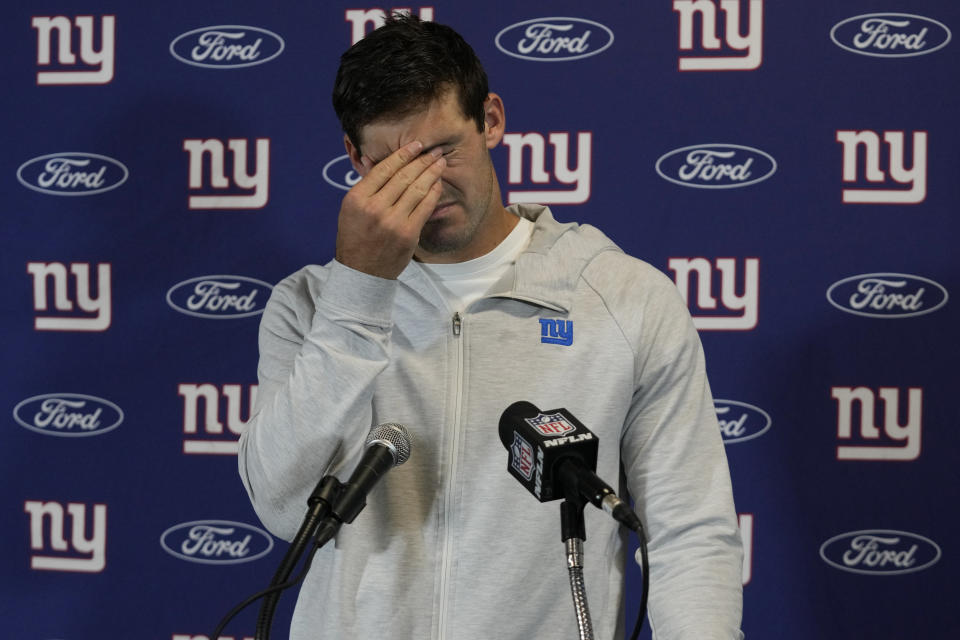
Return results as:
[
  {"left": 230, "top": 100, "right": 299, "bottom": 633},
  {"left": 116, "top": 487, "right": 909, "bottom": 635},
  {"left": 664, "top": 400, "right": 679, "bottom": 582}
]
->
[
  {"left": 499, "top": 401, "right": 641, "bottom": 532},
  {"left": 329, "top": 422, "right": 412, "bottom": 525}
]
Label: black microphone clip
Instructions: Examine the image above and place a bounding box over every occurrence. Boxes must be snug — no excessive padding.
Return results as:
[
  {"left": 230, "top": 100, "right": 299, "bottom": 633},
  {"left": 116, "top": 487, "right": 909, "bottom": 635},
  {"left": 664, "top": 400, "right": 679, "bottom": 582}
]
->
[
  {"left": 499, "top": 401, "right": 598, "bottom": 503},
  {"left": 329, "top": 422, "right": 411, "bottom": 525},
  {"left": 500, "top": 401, "right": 641, "bottom": 532}
]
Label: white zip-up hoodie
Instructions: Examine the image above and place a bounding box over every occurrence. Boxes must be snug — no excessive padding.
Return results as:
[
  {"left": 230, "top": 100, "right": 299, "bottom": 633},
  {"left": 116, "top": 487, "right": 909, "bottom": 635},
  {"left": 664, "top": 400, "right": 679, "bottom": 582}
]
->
[{"left": 239, "top": 205, "right": 744, "bottom": 639}]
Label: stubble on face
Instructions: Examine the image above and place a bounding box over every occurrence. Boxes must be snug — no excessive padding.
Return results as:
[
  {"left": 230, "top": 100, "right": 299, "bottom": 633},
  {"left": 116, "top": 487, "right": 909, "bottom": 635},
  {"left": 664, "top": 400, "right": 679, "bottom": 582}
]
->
[{"left": 416, "top": 148, "right": 495, "bottom": 256}]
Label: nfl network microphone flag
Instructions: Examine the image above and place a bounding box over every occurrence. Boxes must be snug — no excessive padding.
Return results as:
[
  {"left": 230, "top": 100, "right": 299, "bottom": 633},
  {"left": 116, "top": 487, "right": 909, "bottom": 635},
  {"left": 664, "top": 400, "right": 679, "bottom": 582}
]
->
[{"left": 499, "top": 400, "right": 599, "bottom": 502}]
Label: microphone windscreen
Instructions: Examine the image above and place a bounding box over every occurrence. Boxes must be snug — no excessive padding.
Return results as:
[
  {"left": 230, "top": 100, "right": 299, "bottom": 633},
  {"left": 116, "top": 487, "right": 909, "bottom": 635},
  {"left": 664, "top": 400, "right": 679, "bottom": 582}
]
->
[
  {"left": 498, "top": 400, "right": 540, "bottom": 448},
  {"left": 367, "top": 422, "right": 411, "bottom": 466}
]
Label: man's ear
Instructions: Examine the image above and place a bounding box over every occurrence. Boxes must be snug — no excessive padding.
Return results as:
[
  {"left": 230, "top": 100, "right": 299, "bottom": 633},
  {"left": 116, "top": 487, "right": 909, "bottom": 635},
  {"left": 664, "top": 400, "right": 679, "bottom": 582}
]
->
[
  {"left": 344, "top": 134, "right": 366, "bottom": 175},
  {"left": 483, "top": 93, "right": 506, "bottom": 149}
]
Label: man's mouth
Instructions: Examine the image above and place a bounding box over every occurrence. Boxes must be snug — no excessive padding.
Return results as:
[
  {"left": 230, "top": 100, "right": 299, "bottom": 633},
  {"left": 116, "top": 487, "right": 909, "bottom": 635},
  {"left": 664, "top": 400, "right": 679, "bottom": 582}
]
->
[{"left": 430, "top": 202, "right": 455, "bottom": 219}]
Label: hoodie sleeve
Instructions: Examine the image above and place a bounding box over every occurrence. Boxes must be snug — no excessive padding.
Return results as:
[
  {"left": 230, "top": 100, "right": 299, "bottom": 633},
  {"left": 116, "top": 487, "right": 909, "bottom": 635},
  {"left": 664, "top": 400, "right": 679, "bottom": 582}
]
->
[
  {"left": 588, "top": 253, "right": 744, "bottom": 640},
  {"left": 237, "top": 261, "right": 398, "bottom": 540}
]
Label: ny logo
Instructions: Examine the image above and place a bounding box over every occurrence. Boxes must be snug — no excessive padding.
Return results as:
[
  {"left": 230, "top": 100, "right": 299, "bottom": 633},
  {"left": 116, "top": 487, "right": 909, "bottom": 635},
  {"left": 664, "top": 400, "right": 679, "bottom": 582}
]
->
[
  {"left": 24, "top": 501, "right": 106, "bottom": 572},
  {"left": 836, "top": 130, "right": 927, "bottom": 204},
  {"left": 668, "top": 257, "right": 759, "bottom": 330},
  {"left": 739, "top": 513, "right": 753, "bottom": 586},
  {"left": 345, "top": 7, "right": 435, "bottom": 44},
  {"left": 32, "top": 15, "right": 115, "bottom": 85},
  {"left": 182, "top": 138, "right": 270, "bottom": 209},
  {"left": 539, "top": 318, "right": 573, "bottom": 346},
  {"left": 502, "top": 132, "right": 592, "bottom": 205},
  {"left": 832, "top": 386, "right": 922, "bottom": 461},
  {"left": 673, "top": 0, "right": 763, "bottom": 71},
  {"left": 27, "top": 261, "right": 111, "bottom": 331},
  {"left": 179, "top": 383, "right": 259, "bottom": 454}
]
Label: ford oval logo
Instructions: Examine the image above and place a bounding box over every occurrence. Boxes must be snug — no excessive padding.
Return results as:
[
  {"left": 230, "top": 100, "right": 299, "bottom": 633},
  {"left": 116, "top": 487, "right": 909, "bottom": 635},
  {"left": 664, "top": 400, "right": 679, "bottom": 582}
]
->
[
  {"left": 160, "top": 520, "right": 274, "bottom": 565},
  {"left": 167, "top": 275, "right": 272, "bottom": 319},
  {"left": 714, "top": 400, "right": 771, "bottom": 444},
  {"left": 655, "top": 144, "right": 776, "bottom": 189},
  {"left": 170, "top": 25, "right": 285, "bottom": 69},
  {"left": 495, "top": 17, "right": 614, "bottom": 61},
  {"left": 826, "top": 273, "right": 948, "bottom": 319},
  {"left": 831, "top": 13, "right": 951, "bottom": 58},
  {"left": 820, "top": 530, "right": 941, "bottom": 575},
  {"left": 322, "top": 154, "right": 362, "bottom": 192},
  {"left": 13, "top": 393, "right": 123, "bottom": 438},
  {"left": 17, "top": 152, "right": 128, "bottom": 196}
]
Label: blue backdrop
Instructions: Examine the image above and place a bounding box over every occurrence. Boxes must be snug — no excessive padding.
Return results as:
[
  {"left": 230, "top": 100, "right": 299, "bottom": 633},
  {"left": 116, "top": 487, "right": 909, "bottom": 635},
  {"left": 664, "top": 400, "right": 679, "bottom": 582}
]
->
[{"left": 3, "top": 2, "right": 958, "bottom": 638}]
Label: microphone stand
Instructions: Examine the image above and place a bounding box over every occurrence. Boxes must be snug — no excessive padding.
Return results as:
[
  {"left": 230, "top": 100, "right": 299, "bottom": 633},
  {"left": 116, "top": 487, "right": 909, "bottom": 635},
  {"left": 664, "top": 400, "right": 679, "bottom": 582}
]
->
[
  {"left": 560, "top": 496, "right": 594, "bottom": 640},
  {"left": 255, "top": 475, "right": 343, "bottom": 640},
  {"left": 208, "top": 476, "right": 345, "bottom": 640}
]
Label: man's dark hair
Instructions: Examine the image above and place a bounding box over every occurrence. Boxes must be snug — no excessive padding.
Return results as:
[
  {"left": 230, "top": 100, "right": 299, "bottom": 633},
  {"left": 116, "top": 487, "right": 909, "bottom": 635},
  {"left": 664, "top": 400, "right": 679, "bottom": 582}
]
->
[{"left": 332, "top": 14, "right": 490, "bottom": 153}]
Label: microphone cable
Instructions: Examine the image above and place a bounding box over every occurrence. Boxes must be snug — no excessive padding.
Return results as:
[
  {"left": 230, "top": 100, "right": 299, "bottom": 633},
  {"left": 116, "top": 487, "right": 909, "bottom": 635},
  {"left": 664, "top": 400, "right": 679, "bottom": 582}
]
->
[
  {"left": 213, "top": 422, "right": 411, "bottom": 640},
  {"left": 628, "top": 518, "right": 650, "bottom": 640},
  {"left": 209, "top": 533, "right": 324, "bottom": 640},
  {"left": 210, "top": 474, "right": 342, "bottom": 640}
]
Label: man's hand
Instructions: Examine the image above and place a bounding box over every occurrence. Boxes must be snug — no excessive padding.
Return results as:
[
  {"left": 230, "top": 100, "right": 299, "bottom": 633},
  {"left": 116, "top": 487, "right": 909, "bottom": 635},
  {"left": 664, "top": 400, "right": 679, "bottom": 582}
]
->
[{"left": 335, "top": 140, "right": 446, "bottom": 279}]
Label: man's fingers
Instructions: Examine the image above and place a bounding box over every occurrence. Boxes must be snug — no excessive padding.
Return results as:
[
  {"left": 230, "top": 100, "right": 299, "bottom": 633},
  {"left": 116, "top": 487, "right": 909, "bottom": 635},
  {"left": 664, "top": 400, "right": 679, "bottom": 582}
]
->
[
  {"left": 372, "top": 147, "right": 445, "bottom": 207},
  {"left": 393, "top": 156, "right": 446, "bottom": 218},
  {"left": 407, "top": 178, "right": 443, "bottom": 232},
  {"left": 337, "top": 142, "right": 446, "bottom": 279},
  {"left": 356, "top": 140, "right": 422, "bottom": 194}
]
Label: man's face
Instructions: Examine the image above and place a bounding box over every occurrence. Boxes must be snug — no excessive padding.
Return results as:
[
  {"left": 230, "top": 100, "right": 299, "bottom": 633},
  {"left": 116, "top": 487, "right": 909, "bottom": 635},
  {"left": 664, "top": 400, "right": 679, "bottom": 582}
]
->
[{"left": 347, "top": 89, "right": 507, "bottom": 263}]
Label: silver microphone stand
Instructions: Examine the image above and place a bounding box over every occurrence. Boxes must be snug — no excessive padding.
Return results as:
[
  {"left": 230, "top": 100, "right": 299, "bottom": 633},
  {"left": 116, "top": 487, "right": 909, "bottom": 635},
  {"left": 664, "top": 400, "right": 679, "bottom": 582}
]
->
[{"left": 561, "top": 498, "right": 594, "bottom": 640}]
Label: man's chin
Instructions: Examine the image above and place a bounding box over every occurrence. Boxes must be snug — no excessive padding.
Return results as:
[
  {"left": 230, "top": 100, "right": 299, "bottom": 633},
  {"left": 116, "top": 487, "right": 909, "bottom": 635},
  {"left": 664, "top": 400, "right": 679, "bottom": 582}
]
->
[{"left": 418, "top": 223, "right": 470, "bottom": 256}]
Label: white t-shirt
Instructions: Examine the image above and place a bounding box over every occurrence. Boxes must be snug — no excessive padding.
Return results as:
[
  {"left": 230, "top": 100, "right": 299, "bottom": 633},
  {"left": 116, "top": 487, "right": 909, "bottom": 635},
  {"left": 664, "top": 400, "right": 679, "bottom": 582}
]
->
[{"left": 417, "top": 216, "right": 534, "bottom": 310}]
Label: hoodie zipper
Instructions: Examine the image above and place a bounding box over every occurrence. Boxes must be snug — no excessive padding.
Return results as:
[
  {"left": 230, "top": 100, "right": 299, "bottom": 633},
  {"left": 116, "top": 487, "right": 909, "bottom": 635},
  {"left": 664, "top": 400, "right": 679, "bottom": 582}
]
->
[
  {"left": 438, "top": 310, "right": 464, "bottom": 639},
  {"left": 452, "top": 311, "right": 462, "bottom": 336}
]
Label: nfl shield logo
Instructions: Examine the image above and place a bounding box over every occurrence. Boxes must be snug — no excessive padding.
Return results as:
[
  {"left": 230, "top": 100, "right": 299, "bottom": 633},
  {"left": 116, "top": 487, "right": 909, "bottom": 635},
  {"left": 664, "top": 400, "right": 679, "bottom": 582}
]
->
[
  {"left": 510, "top": 433, "right": 535, "bottom": 480},
  {"left": 525, "top": 412, "right": 577, "bottom": 437}
]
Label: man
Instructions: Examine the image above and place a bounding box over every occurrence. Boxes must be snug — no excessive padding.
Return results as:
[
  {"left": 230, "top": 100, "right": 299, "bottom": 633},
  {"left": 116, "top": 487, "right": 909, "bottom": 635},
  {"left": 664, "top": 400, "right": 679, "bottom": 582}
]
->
[{"left": 239, "top": 14, "right": 743, "bottom": 639}]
